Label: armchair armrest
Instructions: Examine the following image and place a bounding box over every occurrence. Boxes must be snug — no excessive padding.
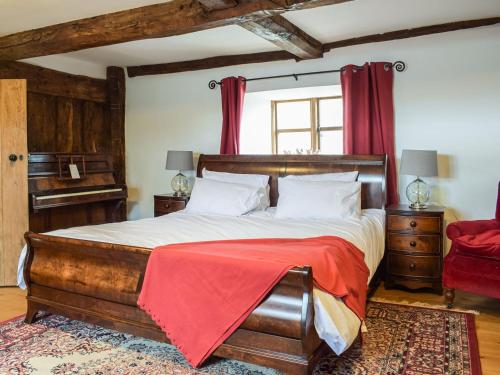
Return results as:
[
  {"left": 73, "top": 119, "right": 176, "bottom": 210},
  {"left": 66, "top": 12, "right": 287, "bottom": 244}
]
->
[{"left": 447, "top": 219, "right": 500, "bottom": 240}]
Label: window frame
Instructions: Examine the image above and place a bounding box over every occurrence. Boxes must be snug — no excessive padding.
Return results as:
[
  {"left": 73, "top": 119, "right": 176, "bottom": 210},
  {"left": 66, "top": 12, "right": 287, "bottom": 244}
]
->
[{"left": 271, "top": 95, "right": 343, "bottom": 154}]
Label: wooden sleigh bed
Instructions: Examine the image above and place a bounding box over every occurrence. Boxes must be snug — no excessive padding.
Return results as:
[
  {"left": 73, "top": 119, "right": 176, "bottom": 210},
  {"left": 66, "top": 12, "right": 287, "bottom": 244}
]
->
[{"left": 23, "top": 154, "right": 387, "bottom": 375}]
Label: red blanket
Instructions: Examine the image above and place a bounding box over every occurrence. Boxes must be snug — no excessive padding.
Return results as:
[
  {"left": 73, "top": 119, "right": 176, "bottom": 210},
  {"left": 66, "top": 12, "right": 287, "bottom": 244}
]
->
[{"left": 137, "top": 236, "right": 369, "bottom": 367}]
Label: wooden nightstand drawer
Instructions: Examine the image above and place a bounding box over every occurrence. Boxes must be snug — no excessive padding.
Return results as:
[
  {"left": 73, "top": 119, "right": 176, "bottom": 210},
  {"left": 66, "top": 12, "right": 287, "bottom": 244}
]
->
[
  {"left": 387, "top": 253, "right": 440, "bottom": 278},
  {"left": 154, "top": 195, "right": 189, "bottom": 217},
  {"left": 155, "top": 200, "right": 185, "bottom": 213},
  {"left": 388, "top": 234, "right": 440, "bottom": 254},
  {"left": 388, "top": 215, "right": 440, "bottom": 233}
]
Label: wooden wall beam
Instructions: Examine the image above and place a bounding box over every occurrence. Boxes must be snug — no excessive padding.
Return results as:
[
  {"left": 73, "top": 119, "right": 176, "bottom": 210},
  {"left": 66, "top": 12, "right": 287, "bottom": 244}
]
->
[
  {"left": 0, "top": 61, "right": 107, "bottom": 102},
  {"left": 241, "top": 15, "right": 323, "bottom": 59},
  {"left": 106, "top": 67, "right": 126, "bottom": 186},
  {"left": 0, "top": 0, "right": 350, "bottom": 61},
  {"left": 126, "top": 16, "right": 500, "bottom": 77}
]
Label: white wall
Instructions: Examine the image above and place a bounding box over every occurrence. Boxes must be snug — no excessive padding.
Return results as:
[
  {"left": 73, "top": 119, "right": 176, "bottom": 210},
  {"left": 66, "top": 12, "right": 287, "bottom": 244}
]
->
[
  {"left": 125, "top": 25, "right": 500, "bottom": 224},
  {"left": 22, "top": 55, "right": 107, "bottom": 79}
]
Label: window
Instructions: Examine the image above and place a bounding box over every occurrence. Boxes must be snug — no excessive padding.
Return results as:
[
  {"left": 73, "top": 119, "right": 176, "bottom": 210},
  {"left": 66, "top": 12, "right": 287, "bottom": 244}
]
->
[{"left": 271, "top": 96, "right": 343, "bottom": 154}]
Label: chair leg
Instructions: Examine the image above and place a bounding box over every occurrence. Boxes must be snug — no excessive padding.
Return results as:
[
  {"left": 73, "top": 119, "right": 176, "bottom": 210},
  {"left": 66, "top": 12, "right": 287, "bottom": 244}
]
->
[{"left": 444, "top": 288, "right": 455, "bottom": 309}]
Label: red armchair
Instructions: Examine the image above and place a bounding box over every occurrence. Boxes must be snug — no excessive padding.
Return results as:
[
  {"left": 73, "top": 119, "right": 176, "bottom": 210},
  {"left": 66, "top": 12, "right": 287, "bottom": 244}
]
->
[{"left": 443, "top": 182, "right": 500, "bottom": 307}]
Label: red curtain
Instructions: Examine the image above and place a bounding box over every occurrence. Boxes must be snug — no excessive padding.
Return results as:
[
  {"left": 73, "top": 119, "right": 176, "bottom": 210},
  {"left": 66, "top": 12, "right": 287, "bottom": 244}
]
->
[
  {"left": 220, "top": 76, "right": 246, "bottom": 154},
  {"left": 341, "top": 62, "right": 398, "bottom": 206}
]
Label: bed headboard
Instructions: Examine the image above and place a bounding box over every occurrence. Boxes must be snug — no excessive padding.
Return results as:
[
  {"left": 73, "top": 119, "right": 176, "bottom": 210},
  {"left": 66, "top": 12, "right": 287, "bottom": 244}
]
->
[{"left": 197, "top": 154, "right": 387, "bottom": 209}]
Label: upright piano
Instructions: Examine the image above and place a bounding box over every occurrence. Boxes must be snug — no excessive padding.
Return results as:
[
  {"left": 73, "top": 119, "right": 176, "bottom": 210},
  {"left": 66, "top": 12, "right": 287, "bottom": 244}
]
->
[{"left": 28, "top": 153, "right": 127, "bottom": 233}]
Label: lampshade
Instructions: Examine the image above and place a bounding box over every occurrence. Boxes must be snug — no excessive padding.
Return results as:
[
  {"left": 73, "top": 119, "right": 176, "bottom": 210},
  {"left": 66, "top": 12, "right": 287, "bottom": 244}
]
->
[
  {"left": 400, "top": 149, "right": 438, "bottom": 177},
  {"left": 165, "top": 150, "right": 194, "bottom": 171}
]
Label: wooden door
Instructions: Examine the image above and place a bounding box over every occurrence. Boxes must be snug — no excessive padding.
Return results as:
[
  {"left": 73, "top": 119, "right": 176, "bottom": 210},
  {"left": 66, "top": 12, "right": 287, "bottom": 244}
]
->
[{"left": 0, "top": 79, "right": 28, "bottom": 286}]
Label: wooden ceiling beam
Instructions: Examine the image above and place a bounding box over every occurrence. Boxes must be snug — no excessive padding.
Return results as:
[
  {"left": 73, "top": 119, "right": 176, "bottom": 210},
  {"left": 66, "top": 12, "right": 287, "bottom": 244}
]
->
[
  {"left": 0, "top": 0, "right": 350, "bottom": 61},
  {"left": 322, "top": 16, "right": 500, "bottom": 52},
  {"left": 127, "top": 51, "right": 297, "bottom": 77},
  {"left": 198, "top": 0, "right": 238, "bottom": 10},
  {"left": 240, "top": 15, "right": 323, "bottom": 59},
  {"left": 126, "top": 16, "right": 500, "bottom": 77}
]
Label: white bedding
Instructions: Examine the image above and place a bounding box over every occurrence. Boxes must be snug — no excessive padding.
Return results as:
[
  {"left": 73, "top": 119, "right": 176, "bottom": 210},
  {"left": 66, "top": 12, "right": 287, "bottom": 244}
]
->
[{"left": 17, "top": 208, "right": 385, "bottom": 355}]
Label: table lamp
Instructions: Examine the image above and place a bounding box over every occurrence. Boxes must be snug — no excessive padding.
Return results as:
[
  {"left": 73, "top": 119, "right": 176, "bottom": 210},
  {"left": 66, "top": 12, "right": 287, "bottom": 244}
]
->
[
  {"left": 165, "top": 150, "right": 194, "bottom": 196},
  {"left": 400, "top": 149, "right": 438, "bottom": 209}
]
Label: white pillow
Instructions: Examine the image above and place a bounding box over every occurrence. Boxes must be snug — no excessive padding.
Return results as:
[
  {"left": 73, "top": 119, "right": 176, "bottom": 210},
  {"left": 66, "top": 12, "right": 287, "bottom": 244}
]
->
[
  {"left": 185, "top": 178, "right": 261, "bottom": 216},
  {"left": 202, "top": 168, "right": 270, "bottom": 210},
  {"left": 275, "top": 179, "right": 361, "bottom": 220},
  {"left": 284, "top": 171, "right": 358, "bottom": 182}
]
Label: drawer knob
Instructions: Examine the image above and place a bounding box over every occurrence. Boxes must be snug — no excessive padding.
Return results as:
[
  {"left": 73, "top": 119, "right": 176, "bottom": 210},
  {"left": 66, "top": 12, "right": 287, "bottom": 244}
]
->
[
  {"left": 410, "top": 220, "right": 417, "bottom": 228},
  {"left": 164, "top": 203, "right": 170, "bottom": 208},
  {"left": 409, "top": 263, "right": 416, "bottom": 271},
  {"left": 410, "top": 240, "right": 417, "bottom": 247}
]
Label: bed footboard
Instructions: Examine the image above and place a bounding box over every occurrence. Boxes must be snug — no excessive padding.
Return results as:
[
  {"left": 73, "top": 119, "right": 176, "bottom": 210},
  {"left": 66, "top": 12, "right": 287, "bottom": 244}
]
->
[{"left": 23, "top": 232, "right": 326, "bottom": 375}]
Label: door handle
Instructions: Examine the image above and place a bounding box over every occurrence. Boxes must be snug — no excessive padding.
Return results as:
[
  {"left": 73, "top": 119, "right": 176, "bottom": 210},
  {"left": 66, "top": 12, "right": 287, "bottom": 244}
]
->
[{"left": 9, "top": 154, "right": 18, "bottom": 162}]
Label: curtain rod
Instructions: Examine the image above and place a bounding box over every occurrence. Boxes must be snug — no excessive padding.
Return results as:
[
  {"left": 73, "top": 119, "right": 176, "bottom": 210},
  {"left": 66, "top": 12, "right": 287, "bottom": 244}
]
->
[{"left": 208, "top": 61, "right": 405, "bottom": 89}]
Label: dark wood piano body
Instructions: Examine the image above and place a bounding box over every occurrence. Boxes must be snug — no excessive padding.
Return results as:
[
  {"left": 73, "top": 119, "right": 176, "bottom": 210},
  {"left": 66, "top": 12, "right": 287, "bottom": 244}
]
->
[{"left": 28, "top": 152, "right": 127, "bottom": 232}]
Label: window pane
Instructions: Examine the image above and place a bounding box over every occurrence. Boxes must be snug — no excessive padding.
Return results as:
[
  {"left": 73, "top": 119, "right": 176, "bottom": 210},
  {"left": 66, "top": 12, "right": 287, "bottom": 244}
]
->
[
  {"left": 319, "top": 98, "right": 342, "bottom": 127},
  {"left": 319, "top": 130, "right": 343, "bottom": 154},
  {"left": 277, "top": 131, "right": 311, "bottom": 154},
  {"left": 276, "top": 101, "right": 310, "bottom": 129}
]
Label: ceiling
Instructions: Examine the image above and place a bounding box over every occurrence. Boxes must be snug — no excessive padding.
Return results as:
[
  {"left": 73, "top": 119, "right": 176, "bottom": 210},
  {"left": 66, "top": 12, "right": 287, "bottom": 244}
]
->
[{"left": 1, "top": 0, "right": 499, "bottom": 68}]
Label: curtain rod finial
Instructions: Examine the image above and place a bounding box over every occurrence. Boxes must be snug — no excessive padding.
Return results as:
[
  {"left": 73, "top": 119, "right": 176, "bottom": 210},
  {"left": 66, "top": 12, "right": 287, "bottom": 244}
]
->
[
  {"left": 208, "top": 80, "right": 218, "bottom": 89},
  {"left": 393, "top": 61, "right": 406, "bottom": 72}
]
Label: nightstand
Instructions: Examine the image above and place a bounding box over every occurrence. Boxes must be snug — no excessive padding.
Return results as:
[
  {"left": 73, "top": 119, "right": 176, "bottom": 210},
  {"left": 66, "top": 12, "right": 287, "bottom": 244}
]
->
[
  {"left": 154, "top": 194, "right": 189, "bottom": 217},
  {"left": 385, "top": 204, "right": 445, "bottom": 294}
]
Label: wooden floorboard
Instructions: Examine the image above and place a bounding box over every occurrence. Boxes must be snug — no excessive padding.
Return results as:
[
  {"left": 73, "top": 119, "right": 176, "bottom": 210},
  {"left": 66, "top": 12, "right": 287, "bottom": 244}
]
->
[
  {"left": 0, "top": 286, "right": 26, "bottom": 321},
  {"left": 1, "top": 284, "right": 499, "bottom": 373}
]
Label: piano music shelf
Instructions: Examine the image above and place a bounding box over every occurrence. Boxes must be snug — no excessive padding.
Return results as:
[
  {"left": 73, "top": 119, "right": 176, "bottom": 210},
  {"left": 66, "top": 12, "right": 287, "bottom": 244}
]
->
[{"left": 57, "top": 154, "right": 87, "bottom": 181}]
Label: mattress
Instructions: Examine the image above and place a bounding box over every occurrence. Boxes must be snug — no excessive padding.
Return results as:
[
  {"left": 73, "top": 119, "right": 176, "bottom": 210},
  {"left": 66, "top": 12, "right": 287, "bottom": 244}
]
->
[{"left": 18, "top": 208, "right": 385, "bottom": 355}]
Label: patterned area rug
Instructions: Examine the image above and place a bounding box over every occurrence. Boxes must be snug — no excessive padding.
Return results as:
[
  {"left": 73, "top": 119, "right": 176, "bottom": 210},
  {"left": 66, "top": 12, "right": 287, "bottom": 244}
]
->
[{"left": 0, "top": 301, "right": 480, "bottom": 375}]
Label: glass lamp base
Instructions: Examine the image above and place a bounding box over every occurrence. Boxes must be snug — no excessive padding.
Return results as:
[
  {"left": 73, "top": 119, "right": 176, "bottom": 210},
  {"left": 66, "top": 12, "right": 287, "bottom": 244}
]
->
[
  {"left": 409, "top": 202, "right": 428, "bottom": 210},
  {"left": 171, "top": 171, "right": 189, "bottom": 197},
  {"left": 406, "top": 177, "right": 430, "bottom": 210}
]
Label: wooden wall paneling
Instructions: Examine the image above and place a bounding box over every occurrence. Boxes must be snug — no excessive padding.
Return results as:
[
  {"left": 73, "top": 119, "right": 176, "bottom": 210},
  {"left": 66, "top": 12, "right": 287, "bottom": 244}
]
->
[
  {"left": 0, "top": 62, "right": 107, "bottom": 103},
  {"left": 56, "top": 97, "right": 75, "bottom": 153},
  {"left": 55, "top": 97, "right": 86, "bottom": 153},
  {"left": 0, "top": 79, "right": 28, "bottom": 286},
  {"left": 82, "top": 101, "right": 108, "bottom": 153},
  {"left": 106, "top": 67, "right": 126, "bottom": 185},
  {"left": 1, "top": 61, "right": 126, "bottom": 233},
  {"left": 27, "top": 93, "right": 57, "bottom": 152},
  {"left": 70, "top": 99, "right": 83, "bottom": 153}
]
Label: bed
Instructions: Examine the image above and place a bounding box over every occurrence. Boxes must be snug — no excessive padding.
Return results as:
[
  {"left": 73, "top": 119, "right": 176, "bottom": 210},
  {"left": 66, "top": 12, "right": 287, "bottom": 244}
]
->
[{"left": 21, "top": 154, "right": 387, "bottom": 375}]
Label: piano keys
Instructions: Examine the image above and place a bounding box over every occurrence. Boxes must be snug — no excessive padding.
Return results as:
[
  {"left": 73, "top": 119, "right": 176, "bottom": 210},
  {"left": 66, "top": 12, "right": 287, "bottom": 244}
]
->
[{"left": 28, "top": 152, "right": 127, "bottom": 232}]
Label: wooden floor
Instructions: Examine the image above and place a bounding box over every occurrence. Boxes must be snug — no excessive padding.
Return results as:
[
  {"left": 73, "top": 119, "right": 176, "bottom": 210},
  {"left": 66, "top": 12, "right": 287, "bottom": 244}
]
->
[{"left": 2, "top": 285, "right": 499, "bottom": 374}]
